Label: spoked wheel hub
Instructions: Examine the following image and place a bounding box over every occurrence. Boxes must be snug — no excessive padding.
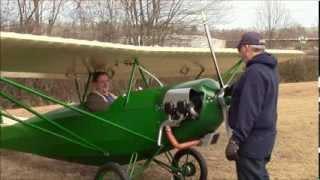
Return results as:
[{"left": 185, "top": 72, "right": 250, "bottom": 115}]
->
[
  {"left": 171, "top": 148, "right": 207, "bottom": 180},
  {"left": 181, "top": 162, "right": 196, "bottom": 177}
]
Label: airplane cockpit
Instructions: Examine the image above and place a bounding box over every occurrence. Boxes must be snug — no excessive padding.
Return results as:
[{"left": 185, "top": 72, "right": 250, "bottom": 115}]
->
[{"left": 72, "top": 59, "right": 164, "bottom": 112}]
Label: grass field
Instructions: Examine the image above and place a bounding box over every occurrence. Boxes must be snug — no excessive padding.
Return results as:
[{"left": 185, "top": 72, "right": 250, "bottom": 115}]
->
[{"left": 1, "top": 81, "right": 318, "bottom": 180}]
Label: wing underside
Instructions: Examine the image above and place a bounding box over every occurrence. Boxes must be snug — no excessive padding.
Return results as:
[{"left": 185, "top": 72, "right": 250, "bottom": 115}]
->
[{"left": 0, "top": 32, "right": 304, "bottom": 80}]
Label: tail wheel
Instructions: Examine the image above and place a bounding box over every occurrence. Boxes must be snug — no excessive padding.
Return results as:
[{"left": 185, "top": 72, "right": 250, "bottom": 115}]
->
[
  {"left": 172, "top": 148, "right": 207, "bottom": 180},
  {"left": 95, "top": 162, "right": 129, "bottom": 180}
]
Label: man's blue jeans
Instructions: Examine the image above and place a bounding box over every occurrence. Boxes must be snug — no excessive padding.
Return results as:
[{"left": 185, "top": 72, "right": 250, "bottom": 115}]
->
[{"left": 236, "top": 155, "right": 270, "bottom": 180}]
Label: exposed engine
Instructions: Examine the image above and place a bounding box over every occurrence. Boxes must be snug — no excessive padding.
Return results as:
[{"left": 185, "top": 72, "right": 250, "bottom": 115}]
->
[
  {"left": 162, "top": 88, "right": 204, "bottom": 126},
  {"left": 157, "top": 88, "right": 204, "bottom": 146}
]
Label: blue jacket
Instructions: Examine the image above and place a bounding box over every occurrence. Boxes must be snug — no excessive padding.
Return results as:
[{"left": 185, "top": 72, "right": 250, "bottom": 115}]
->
[{"left": 228, "top": 52, "right": 279, "bottom": 160}]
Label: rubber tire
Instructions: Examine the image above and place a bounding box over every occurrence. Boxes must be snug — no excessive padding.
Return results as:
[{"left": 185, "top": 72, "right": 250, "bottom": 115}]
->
[
  {"left": 94, "top": 162, "right": 129, "bottom": 180},
  {"left": 172, "top": 148, "right": 207, "bottom": 180}
]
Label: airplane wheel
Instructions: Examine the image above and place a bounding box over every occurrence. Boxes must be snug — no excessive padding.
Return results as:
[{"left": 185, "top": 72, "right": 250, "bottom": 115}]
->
[
  {"left": 95, "top": 162, "right": 129, "bottom": 180},
  {"left": 172, "top": 148, "right": 207, "bottom": 180}
]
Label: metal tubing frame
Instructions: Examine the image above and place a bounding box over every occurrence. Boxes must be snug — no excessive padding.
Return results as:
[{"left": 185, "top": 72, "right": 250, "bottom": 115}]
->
[
  {"left": 164, "top": 151, "right": 174, "bottom": 163},
  {"left": 151, "top": 150, "right": 192, "bottom": 178},
  {"left": 124, "top": 58, "right": 164, "bottom": 107},
  {"left": 152, "top": 157, "right": 180, "bottom": 175},
  {"left": 138, "top": 66, "right": 163, "bottom": 87},
  {"left": 74, "top": 78, "right": 82, "bottom": 103},
  {"left": 0, "top": 108, "right": 3, "bottom": 124},
  {"left": 140, "top": 149, "right": 181, "bottom": 177},
  {"left": 135, "top": 59, "right": 150, "bottom": 88},
  {"left": 1, "top": 112, "right": 102, "bottom": 152},
  {"left": 0, "top": 91, "right": 106, "bottom": 155},
  {"left": 127, "top": 152, "right": 139, "bottom": 178},
  {"left": 124, "top": 60, "right": 137, "bottom": 107},
  {"left": 73, "top": 73, "right": 92, "bottom": 104},
  {"left": 81, "top": 73, "right": 92, "bottom": 103},
  {"left": 0, "top": 77, "right": 156, "bottom": 144}
]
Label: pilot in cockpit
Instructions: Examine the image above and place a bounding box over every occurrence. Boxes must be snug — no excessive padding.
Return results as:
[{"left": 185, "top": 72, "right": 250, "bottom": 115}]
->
[{"left": 85, "top": 72, "right": 117, "bottom": 112}]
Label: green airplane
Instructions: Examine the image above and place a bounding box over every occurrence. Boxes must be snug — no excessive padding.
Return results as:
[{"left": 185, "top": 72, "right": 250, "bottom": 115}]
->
[{"left": 0, "top": 26, "right": 303, "bottom": 180}]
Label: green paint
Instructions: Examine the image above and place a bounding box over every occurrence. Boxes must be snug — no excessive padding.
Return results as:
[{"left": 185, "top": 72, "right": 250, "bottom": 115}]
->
[
  {"left": 0, "top": 57, "right": 245, "bottom": 165},
  {"left": 221, "top": 59, "right": 244, "bottom": 85},
  {"left": 0, "top": 91, "right": 106, "bottom": 154},
  {"left": 0, "top": 77, "right": 155, "bottom": 144},
  {"left": 0, "top": 55, "right": 244, "bottom": 167},
  {"left": 1, "top": 77, "right": 228, "bottom": 166}
]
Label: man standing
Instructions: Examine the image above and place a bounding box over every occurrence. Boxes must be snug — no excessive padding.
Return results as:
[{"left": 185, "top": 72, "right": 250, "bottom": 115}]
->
[{"left": 225, "top": 32, "right": 279, "bottom": 180}]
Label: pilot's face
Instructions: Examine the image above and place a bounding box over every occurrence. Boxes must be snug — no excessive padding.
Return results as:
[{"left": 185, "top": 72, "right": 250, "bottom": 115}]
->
[{"left": 95, "top": 74, "right": 110, "bottom": 95}]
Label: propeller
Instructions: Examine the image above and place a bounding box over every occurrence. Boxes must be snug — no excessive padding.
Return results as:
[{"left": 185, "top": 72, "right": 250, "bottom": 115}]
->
[
  {"left": 201, "top": 11, "right": 225, "bottom": 90},
  {"left": 200, "top": 8, "right": 233, "bottom": 139}
]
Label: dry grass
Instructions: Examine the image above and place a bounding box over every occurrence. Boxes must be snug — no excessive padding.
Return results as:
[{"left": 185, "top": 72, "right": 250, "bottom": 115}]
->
[{"left": 1, "top": 82, "right": 318, "bottom": 180}]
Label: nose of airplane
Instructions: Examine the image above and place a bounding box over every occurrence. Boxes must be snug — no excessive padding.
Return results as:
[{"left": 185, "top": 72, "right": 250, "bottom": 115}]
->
[{"left": 196, "top": 88, "right": 224, "bottom": 133}]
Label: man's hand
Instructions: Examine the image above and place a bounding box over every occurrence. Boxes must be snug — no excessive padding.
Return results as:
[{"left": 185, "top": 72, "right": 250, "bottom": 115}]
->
[{"left": 225, "top": 137, "right": 239, "bottom": 161}]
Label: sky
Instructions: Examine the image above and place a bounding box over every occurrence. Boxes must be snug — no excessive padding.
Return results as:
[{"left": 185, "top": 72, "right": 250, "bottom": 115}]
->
[
  {"left": 1, "top": 0, "right": 317, "bottom": 31},
  {"left": 213, "top": 0, "right": 319, "bottom": 29}
]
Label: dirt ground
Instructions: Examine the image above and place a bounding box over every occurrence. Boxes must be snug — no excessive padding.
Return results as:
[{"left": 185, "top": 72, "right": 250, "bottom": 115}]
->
[{"left": 1, "top": 81, "right": 318, "bottom": 180}]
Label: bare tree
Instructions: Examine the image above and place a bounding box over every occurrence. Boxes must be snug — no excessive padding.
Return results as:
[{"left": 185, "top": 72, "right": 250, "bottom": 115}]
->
[
  {"left": 120, "top": 0, "right": 183, "bottom": 45},
  {"left": 3, "top": 0, "right": 231, "bottom": 44},
  {"left": 0, "top": 0, "right": 17, "bottom": 31},
  {"left": 120, "top": 0, "right": 231, "bottom": 46},
  {"left": 68, "top": 0, "right": 94, "bottom": 39},
  {"left": 255, "top": 0, "right": 293, "bottom": 47},
  {"left": 44, "top": 0, "right": 64, "bottom": 35},
  {"left": 15, "top": 0, "right": 42, "bottom": 33},
  {"left": 89, "top": 0, "right": 122, "bottom": 42},
  {"left": 7, "top": 0, "right": 63, "bottom": 34}
]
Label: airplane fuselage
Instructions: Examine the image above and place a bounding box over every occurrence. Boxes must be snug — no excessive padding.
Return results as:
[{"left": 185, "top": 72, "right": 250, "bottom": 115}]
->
[{"left": 1, "top": 78, "right": 224, "bottom": 165}]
